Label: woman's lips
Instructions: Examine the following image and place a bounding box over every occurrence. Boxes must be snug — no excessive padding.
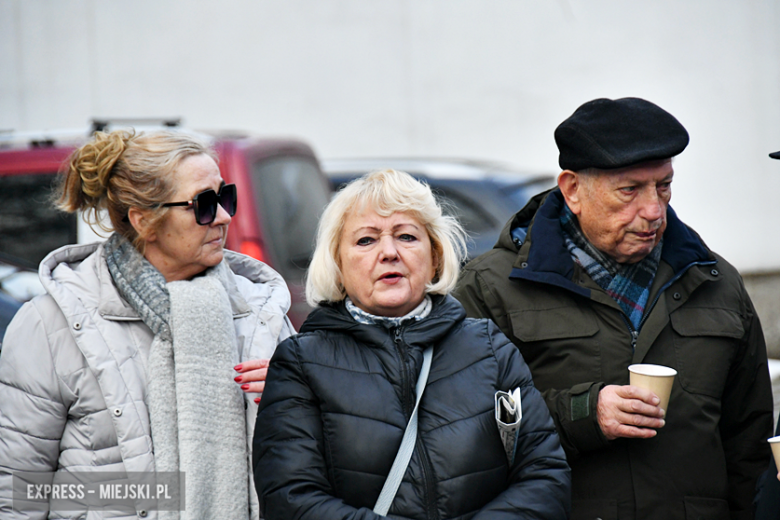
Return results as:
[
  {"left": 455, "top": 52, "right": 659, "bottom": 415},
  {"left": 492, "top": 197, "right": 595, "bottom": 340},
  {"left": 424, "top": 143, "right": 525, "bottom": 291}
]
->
[{"left": 379, "top": 273, "right": 403, "bottom": 284}]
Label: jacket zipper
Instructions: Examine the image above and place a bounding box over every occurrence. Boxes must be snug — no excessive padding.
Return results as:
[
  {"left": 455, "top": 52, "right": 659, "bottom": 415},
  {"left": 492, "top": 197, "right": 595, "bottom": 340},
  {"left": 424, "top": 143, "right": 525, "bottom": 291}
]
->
[
  {"left": 620, "top": 259, "right": 717, "bottom": 349},
  {"left": 393, "top": 325, "right": 438, "bottom": 519},
  {"left": 417, "top": 436, "right": 440, "bottom": 520},
  {"left": 393, "top": 326, "right": 413, "bottom": 416}
]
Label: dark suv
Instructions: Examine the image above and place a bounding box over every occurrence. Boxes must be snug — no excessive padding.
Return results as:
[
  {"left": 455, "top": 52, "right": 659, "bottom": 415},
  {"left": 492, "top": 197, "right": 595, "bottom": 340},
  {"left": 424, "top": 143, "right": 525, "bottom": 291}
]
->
[{"left": 0, "top": 121, "right": 332, "bottom": 333}]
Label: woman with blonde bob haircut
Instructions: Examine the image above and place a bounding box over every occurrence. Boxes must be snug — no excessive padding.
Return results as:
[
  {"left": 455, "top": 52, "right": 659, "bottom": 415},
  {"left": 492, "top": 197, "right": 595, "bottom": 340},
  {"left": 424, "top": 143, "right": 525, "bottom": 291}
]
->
[
  {"left": 253, "top": 169, "right": 571, "bottom": 520},
  {"left": 306, "top": 168, "right": 465, "bottom": 307}
]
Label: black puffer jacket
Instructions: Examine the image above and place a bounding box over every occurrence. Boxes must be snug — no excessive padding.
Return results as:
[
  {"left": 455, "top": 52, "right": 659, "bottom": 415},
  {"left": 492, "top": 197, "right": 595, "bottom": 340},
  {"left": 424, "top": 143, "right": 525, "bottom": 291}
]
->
[{"left": 253, "top": 295, "right": 570, "bottom": 520}]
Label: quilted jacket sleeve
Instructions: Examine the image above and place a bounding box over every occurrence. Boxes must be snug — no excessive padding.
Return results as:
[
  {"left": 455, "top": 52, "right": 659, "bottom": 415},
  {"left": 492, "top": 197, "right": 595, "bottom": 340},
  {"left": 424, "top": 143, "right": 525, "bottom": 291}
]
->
[
  {"left": 0, "top": 300, "right": 70, "bottom": 519},
  {"left": 472, "top": 322, "right": 571, "bottom": 520},
  {"left": 252, "top": 336, "right": 383, "bottom": 520}
]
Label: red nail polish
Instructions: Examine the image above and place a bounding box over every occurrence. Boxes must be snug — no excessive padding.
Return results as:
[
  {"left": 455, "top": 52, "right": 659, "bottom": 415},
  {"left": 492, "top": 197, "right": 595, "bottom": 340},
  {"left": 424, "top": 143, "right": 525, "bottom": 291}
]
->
[
  {"left": 234, "top": 364, "right": 243, "bottom": 371},
  {"left": 234, "top": 375, "right": 242, "bottom": 383},
  {"left": 254, "top": 397, "right": 261, "bottom": 404},
  {"left": 241, "top": 384, "right": 250, "bottom": 390}
]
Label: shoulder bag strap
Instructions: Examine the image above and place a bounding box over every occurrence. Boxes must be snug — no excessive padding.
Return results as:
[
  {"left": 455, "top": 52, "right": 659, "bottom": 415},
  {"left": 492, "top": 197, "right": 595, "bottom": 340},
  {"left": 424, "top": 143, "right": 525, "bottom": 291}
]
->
[{"left": 373, "top": 345, "right": 434, "bottom": 517}]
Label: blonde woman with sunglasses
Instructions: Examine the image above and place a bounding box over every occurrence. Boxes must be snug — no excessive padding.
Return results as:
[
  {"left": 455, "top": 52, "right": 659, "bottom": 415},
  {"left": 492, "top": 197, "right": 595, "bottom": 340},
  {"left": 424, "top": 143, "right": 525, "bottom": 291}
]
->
[{"left": 0, "top": 130, "right": 294, "bottom": 520}]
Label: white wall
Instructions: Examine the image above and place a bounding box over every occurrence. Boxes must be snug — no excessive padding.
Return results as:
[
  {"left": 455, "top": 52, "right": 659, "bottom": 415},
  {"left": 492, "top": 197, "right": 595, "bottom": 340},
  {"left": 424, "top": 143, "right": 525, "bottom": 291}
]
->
[{"left": 2, "top": 0, "right": 780, "bottom": 270}]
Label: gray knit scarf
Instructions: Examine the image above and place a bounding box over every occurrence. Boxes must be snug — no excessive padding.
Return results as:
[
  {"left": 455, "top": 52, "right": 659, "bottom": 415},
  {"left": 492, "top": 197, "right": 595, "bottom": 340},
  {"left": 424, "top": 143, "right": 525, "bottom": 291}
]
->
[{"left": 104, "top": 233, "right": 250, "bottom": 520}]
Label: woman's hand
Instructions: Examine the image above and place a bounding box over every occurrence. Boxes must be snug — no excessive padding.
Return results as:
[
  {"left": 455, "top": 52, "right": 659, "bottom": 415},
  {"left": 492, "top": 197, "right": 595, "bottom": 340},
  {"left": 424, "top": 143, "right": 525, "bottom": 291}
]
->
[{"left": 234, "top": 359, "right": 270, "bottom": 404}]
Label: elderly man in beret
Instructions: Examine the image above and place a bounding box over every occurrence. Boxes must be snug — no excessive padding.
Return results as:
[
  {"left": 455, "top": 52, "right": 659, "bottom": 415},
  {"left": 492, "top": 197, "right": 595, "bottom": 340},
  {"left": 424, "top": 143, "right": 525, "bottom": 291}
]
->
[{"left": 454, "top": 97, "right": 773, "bottom": 520}]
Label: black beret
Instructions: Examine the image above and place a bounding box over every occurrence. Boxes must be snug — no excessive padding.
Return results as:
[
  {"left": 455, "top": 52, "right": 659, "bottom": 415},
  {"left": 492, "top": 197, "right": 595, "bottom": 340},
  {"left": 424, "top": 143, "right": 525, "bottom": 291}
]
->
[
  {"left": 770, "top": 151, "right": 780, "bottom": 159},
  {"left": 555, "top": 97, "right": 689, "bottom": 171}
]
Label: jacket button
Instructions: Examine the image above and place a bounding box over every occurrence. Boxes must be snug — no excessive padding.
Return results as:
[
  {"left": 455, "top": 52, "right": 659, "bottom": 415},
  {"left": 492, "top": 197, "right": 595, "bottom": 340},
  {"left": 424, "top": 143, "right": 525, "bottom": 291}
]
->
[
  {"left": 112, "top": 408, "right": 122, "bottom": 417},
  {"left": 73, "top": 322, "right": 82, "bottom": 330},
  {"left": 673, "top": 292, "right": 681, "bottom": 300},
  {"left": 711, "top": 269, "right": 719, "bottom": 276},
  {"left": 138, "top": 510, "right": 148, "bottom": 518},
  {"left": 520, "top": 262, "right": 528, "bottom": 268}
]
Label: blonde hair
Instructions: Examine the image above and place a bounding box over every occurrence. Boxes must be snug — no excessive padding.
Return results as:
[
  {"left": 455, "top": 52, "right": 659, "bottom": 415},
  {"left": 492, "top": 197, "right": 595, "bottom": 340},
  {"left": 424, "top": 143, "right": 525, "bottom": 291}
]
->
[
  {"left": 57, "top": 129, "right": 216, "bottom": 251},
  {"left": 305, "top": 169, "right": 468, "bottom": 307}
]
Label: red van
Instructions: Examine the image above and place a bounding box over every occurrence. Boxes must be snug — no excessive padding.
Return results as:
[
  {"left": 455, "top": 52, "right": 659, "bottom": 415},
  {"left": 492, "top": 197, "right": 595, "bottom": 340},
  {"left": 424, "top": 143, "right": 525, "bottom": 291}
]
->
[{"left": 0, "top": 121, "right": 332, "bottom": 328}]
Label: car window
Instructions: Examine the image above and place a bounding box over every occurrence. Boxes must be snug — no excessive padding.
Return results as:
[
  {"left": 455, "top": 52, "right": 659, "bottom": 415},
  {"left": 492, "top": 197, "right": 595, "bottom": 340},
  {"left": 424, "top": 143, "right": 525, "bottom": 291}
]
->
[
  {"left": 249, "top": 157, "right": 330, "bottom": 283},
  {"left": 497, "top": 178, "right": 556, "bottom": 209},
  {"left": 0, "top": 173, "right": 77, "bottom": 268}
]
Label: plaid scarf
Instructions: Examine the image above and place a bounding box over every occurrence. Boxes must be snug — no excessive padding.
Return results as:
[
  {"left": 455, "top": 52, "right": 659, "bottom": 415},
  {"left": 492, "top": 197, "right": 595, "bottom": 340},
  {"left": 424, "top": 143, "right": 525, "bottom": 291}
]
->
[{"left": 560, "top": 205, "right": 662, "bottom": 329}]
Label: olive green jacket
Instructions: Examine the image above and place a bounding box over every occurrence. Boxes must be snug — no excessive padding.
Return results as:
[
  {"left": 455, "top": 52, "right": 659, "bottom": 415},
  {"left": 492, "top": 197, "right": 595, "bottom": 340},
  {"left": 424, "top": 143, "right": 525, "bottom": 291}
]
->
[{"left": 453, "top": 189, "right": 773, "bottom": 520}]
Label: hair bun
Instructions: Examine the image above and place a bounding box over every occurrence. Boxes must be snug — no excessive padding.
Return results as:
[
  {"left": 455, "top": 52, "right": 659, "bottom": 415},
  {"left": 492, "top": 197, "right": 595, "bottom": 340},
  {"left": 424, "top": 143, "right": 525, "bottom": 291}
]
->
[{"left": 72, "top": 130, "right": 132, "bottom": 202}]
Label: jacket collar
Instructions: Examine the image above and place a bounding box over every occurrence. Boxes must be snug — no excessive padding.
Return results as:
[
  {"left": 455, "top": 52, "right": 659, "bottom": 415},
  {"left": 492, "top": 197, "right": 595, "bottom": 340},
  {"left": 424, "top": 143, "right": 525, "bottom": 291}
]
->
[
  {"left": 222, "top": 249, "right": 291, "bottom": 317},
  {"left": 39, "top": 240, "right": 289, "bottom": 321},
  {"left": 300, "top": 294, "right": 466, "bottom": 349},
  {"left": 505, "top": 188, "right": 713, "bottom": 293}
]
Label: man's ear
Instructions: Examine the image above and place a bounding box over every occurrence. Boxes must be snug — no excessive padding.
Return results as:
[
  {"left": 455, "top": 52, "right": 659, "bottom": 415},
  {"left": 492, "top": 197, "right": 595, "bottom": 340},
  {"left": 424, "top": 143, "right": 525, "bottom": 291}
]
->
[
  {"left": 127, "top": 207, "right": 157, "bottom": 243},
  {"left": 557, "top": 170, "right": 583, "bottom": 216}
]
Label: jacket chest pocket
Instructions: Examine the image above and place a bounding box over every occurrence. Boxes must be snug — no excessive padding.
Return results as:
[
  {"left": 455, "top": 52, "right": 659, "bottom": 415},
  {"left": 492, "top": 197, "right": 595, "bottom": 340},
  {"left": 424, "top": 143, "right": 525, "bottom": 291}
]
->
[
  {"left": 509, "top": 307, "right": 601, "bottom": 389},
  {"left": 671, "top": 307, "right": 743, "bottom": 399}
]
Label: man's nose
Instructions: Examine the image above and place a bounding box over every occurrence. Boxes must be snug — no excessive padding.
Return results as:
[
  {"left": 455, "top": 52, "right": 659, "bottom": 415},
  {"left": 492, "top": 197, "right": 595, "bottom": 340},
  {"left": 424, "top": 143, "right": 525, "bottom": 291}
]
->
[{"left": 640, "top": 189, "right": 664, "bottom": 221}]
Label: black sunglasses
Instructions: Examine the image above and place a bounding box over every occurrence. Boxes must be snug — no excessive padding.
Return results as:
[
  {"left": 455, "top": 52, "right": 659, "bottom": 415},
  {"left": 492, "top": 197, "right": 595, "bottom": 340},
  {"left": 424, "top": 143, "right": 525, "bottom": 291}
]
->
[{"left": 162, "top": 183, "right": 237, "bottom": 225}]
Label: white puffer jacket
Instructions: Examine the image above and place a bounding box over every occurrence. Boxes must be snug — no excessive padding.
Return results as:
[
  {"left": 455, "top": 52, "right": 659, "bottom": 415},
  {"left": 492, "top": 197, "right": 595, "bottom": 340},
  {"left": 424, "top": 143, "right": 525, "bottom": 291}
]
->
[{"left": 0, "top": 242, "right": 295, "bottom": 520}]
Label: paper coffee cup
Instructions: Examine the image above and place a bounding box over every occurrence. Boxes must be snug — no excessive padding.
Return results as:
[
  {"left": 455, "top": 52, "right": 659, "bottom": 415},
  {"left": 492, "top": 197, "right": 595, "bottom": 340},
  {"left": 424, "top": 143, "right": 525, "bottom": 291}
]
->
[
  {"left": 769, "top": 436, "right": 780, "bottom": 470},
  {"left": 628, "top": 364, "right": 677, "bottom": 413}
]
